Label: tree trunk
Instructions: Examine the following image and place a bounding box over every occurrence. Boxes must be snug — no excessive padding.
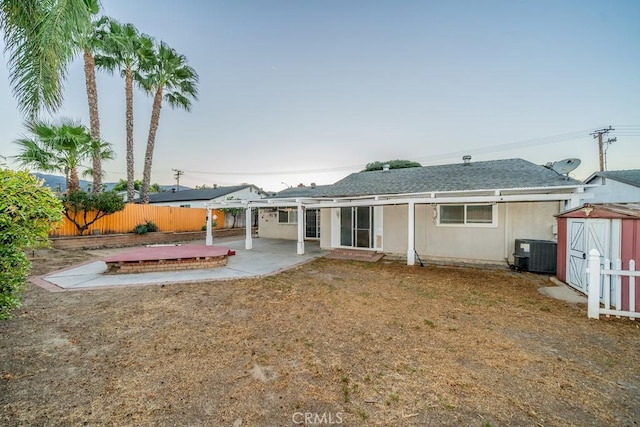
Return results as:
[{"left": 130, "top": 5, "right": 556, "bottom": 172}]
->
[
  {"left": 125, "top": 66, "right": 135, "bottom": 202},
  {"left": 68, "top": 167, "right": 80, "bottom": 193},
  {"left": 84, "top": 47, "right": 102, "bottom": 193},
  {"left": 140, "top": 86, "right": 163, "bottom": 203}
]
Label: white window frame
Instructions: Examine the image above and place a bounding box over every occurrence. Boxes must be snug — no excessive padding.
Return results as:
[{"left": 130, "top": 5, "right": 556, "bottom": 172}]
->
[
  {"left": 278, "top": 208, "right": 298, "bottom": 224},
  {"left": 437, "top": 204, "right": 497, "bottom": 228}
]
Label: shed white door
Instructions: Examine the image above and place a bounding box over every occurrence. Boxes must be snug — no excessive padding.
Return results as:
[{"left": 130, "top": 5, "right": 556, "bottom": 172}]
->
[{"left": 566, "top": 219, "right": 610, "bottom": 293}]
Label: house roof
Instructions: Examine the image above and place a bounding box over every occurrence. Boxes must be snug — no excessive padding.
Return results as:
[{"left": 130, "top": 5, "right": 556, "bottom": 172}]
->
[
  {"left": 584, "top": 170, "right": 640, "bottom": 188},
  {"left": 275, "top": 158, "right": 582, "bottom": 198},
  {"left": 146, "top": 185, "right": 258, "bottom": 203}
]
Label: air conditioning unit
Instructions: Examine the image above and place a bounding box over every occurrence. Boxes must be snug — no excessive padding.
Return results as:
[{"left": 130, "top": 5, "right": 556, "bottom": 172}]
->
[{"left": 513, "top": 239, "right": 557, "bottom": 274}]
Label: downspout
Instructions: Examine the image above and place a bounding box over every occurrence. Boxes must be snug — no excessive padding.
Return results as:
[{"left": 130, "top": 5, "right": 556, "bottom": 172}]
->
[{"left": 407, "top": 201, "right": 415, "bottom": 265}]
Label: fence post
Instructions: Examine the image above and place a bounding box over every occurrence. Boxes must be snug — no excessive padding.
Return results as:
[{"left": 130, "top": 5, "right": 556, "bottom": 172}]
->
[{"left": 587, "top": 249, "right": 601, "bottom": 319}]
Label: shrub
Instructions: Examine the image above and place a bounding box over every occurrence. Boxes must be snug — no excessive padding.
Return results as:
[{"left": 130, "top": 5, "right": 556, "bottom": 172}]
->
[
  {"left": 144, "top": 220, "right": 159, "bottom": 232},
  {"left": 132, "top": 221, "right": 159, "bottom": 235},
  {"left": 133, "top": 224, "right": 148, "bottom": 234},
  {"left": 0, "top": 169, "right": 62, "bottom": 319}
]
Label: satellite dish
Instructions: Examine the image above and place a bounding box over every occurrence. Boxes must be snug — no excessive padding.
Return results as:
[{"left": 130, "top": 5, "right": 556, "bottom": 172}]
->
[{"left": 551, "top": 158, "right": 581, "bottom": 175}]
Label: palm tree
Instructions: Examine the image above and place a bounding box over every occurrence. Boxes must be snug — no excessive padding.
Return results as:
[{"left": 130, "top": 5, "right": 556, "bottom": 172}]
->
[
  {"left": 0, "top": 0, "right": 93, "bottom": 116},
  {"left": 94, "top": 20, "right": 153, "bottom": 202},
  {"left": 136, "top": 41, "right": 198, "bottom": 203},
  {"left": 13, "top": 119, "right": 113, "bottom": 193},
  {"left": 0, "top": 0, "right": 108, "bottom": 193},
  {"left": 75, "top": 1, "right": 106, "bottom": 193}
]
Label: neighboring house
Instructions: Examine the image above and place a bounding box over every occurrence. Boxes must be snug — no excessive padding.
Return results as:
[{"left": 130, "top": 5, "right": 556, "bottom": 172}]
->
[
  {"left": 206, "top": 158, "right": 593, "bottom": 267},
  {"left": 583, "top": 170, "right": 640, "bottom": 203},
  {"left": 117, "top": 190, "right": 140, "bottom": 202},
  {"left": 144, "top": 185, "right": 266, "bottom": 208}
]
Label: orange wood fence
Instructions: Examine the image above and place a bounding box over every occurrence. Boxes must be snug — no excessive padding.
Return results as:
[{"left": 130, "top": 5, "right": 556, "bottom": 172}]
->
[{"left": 50, "top": 204, "right": 225, "bottom": 237}]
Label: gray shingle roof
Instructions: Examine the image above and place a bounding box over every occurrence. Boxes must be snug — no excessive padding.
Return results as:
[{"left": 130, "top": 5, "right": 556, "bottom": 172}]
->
[
  {"left": 147, "top": 185, "right": 255, "bottom": 203},
  {"left": 586, "top": 170, "right": 640, "bottom": 188},
  {"left": 275, "top": 158, "right": 582, "bottom": 198}
]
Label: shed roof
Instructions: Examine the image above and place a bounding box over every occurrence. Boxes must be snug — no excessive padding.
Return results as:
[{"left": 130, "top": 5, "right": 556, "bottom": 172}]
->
[
  {"left": 275, "top": 158, "right": 582, "bottom": 198},
  {"left": 557, "top": 203, "right": 640, "bottom": 219},
  {"left": 584, "top": 170, "right": 640, "bottom": 188}
]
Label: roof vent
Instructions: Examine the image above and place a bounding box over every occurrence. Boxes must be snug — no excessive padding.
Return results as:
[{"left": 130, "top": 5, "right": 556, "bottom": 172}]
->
[
  {"left": 382, "top": 163, "right": 390, "bottom": 171},
  {"left": 462, "top": 155, "right": 472, "bottom": 165}
]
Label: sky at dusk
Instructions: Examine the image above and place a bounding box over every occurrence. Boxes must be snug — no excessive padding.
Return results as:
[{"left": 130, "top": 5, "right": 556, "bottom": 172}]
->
[{"left": 1, "top": 0, "right": 639, "bottom": 191}]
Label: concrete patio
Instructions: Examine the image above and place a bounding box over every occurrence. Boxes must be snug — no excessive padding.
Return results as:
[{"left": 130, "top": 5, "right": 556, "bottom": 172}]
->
[{"left": 35, "top": 238, "right": 327, "bottom": 291}]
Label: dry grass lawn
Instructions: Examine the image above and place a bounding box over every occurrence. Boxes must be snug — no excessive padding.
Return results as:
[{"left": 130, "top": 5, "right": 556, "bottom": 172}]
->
[{"left": 1, "top": 248, "right": 639, "bottom": 426}]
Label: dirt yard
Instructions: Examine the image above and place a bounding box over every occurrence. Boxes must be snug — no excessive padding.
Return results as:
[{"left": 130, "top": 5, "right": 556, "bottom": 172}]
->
[{"left": 1, "top": 248, "right": 639, "bottom": 426}]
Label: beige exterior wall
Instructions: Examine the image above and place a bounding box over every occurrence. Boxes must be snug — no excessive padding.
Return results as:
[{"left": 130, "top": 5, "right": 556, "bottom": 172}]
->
[
  {"left": 382, "top": 201, "right": 560, "bottom": 265},
  {"left": 258, "top": 209, "right": 299, "bottom": 240},
  {"left": 320, "top": 208, "right": 332, "bottom": 249},
  {"left": 258, "top": 201, "right": 561, "bottom": 266}
]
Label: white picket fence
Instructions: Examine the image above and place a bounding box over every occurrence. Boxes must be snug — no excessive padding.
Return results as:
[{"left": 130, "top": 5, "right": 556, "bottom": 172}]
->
[{"left": 587, "top": 249, "right": 640, "bottom": 319}]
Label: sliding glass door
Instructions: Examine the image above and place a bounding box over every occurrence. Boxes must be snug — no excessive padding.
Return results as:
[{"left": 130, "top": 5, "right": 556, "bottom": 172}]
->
[{"left": 340, "top": 206, "right": 374, "bottom": 248}]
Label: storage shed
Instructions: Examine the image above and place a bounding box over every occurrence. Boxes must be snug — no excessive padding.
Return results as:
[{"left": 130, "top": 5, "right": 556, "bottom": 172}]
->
[{"left": 556, "top": 203, "right": 640, "bottom": 309}]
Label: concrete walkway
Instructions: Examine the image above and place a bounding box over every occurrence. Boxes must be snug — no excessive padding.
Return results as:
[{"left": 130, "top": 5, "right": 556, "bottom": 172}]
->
[{"left": 37, "top": 238, "right": 327, "bottom": 291}]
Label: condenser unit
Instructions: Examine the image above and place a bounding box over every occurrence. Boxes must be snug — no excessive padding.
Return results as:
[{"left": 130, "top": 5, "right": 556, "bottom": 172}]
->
[{"left": 513, "top": 239, "right": 557, "bottom": 274}]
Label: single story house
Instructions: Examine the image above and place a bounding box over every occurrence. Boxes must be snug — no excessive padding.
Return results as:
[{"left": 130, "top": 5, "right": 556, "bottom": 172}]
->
[
  {"left": 144, "top": 185, "right": 266, "bottom": 208},
  {"left": 582, "top": 170, "right": 640, "bottom": 203},
  {"left": 205, "top": 157, "right": 593, "bottom": 267}
]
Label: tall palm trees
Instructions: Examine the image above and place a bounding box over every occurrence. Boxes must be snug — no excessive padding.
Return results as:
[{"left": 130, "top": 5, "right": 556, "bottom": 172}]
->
[
  {"left": 1, "top": 2, "right": 199, "bottom": 199},
  {"left": 95, "top": 20, "right": 152, "bottom": 202},
  {"left": 13, "top": 119, "right": 114, "bottom": 193},
  {"left": 137, "top": 42, "right": 198, "bottom": 203}
]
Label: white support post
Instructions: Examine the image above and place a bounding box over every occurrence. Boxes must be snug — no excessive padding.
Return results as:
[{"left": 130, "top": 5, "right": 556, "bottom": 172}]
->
[
  {"left": 245, "top": 206, "right": 253, "bottom": 250},
  {"left": 630, "top": 260, "right": 636, "bottom": 314},
  {"left": 587, "top": 249, "right": 601, "bottom": 319},
  {"left": 406, "top": 201, "right": 415, "bottom": 266},
  {"left": 205, "top": 207, "right": 213, "bottom": 246},
  {"left": 297, "top": 204, "right": 305, "bottom": 255}
]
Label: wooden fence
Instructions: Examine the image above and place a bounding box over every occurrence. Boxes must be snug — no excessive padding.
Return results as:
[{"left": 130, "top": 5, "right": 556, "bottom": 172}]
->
[
  {"left": 50, "top": 204, "right": 225, "bottom": 237},
  {"left": 587, "top": 249, "right": 640, "bottom": 319}
]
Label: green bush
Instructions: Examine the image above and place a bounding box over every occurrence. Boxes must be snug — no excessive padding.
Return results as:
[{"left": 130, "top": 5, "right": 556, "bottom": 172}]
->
[
  {"left": 144, "top": 220, "right": 159, "bottom": 232},
  {"left": 0, "top": 169, "right": 62, "bottom": 319},
  {"left": 133, "top": 220, "right": 159, "bottom": 235},
  {"left": 133, "top": 224, "right": 148, "bottom": 234}
]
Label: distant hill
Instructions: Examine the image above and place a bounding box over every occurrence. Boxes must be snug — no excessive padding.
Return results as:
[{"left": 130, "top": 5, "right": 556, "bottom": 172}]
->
[{"left": 32, "top": 173, "right": 186, "bottom": 193}]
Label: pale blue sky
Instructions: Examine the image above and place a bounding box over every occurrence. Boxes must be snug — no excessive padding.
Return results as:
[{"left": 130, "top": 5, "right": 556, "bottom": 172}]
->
[{"left": 1, "top": 0, "right": 639, "bottom": 190}]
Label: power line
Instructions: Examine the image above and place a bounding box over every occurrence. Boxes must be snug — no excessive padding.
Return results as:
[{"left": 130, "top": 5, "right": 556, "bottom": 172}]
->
[
  {"left": 590, "top": 126, "right": 614, "bottom": 172},
  {"left": 183, "top": 128, "right": 598, "bottom": 176},
  {"left": 172, "top": 169, "right": 184, "bottom": 191}
]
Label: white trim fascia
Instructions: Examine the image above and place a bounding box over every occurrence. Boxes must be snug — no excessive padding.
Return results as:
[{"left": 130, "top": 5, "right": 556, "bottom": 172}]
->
[{"left": 205, "top": 188, "right": 594, "bottom": 209}]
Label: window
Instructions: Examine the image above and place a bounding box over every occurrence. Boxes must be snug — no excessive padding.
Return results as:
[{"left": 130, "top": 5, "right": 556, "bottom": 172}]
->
[
  {"left": 278, "top": 208, "right": 298, "bottom": 224},
  {"left": 439, "top": 204, "right": 495, "bottom": 226}
]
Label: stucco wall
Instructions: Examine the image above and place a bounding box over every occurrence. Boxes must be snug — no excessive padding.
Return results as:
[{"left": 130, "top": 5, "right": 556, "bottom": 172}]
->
[
  {"left": 383, "top": 201, "right": 560, "bottom": 265},
  {"left": 258, "top": 209, "right": 299, "bottom": 240},
  {"left": 585, "top": 177, "right": 640, "bottom": 203},
  {"left": 320, "top": 208, "right": 332, "bottom": 249},
  {"left": 258, "top": 201, "right": 561, "bottom": 266}
]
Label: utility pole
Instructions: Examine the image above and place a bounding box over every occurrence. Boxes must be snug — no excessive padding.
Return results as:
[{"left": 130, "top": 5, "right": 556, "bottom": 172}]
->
[
  {"left": 590, "top": 126, "right": 614, "bottom": 171},
  {"left": 172, "top": 169, "right": 184, "bottom": 192}
]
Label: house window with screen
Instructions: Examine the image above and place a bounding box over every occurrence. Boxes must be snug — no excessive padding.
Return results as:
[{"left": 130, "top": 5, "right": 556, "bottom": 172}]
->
[
  {"left": 439, "top": 204, "right": 495, "bottom": 226},
  {"left": 278, "top": 208, "right": 298, "bottom": 224}
]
